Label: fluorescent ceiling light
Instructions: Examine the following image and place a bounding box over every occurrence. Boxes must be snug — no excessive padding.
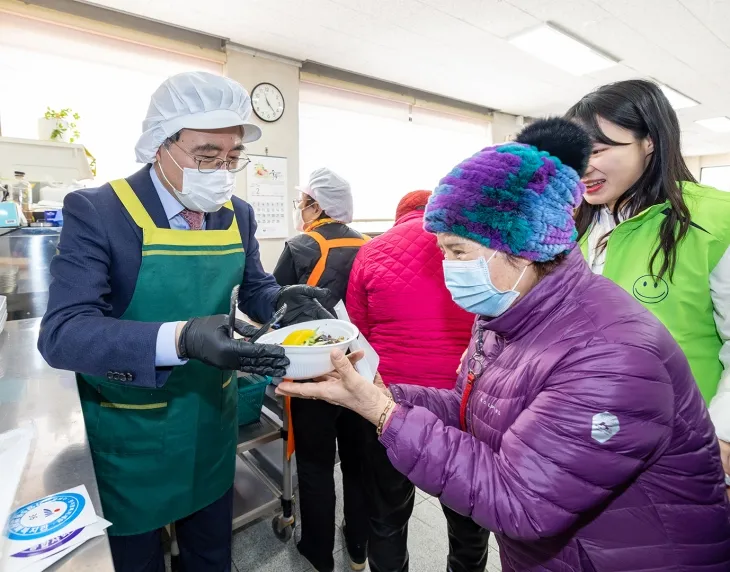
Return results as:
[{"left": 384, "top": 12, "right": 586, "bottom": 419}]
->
[
  {"left": 659, "top": 84, "right": 699, "bottom": 110},
  {"left": 509, "top": 23, "right": 618, "bottom": 76},
  {"left": 696, "top": 117, "right": 730, "bottom": 133}
]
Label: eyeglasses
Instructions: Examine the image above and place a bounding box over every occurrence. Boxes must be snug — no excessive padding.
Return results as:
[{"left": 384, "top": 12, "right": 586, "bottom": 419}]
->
[
  {"left": 173, "top": 141, "right": 251, "bottom": 174},
  {"left": 292, "top": 199, "right": 315, "bottom": 209}
]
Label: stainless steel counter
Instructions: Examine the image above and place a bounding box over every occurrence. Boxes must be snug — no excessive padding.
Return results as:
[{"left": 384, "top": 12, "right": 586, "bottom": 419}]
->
[{"left": 0, "top": 318, "right": 115, "bottom": 571}]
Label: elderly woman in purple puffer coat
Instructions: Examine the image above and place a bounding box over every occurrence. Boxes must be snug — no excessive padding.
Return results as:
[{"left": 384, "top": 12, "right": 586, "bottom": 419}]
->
[{"left": 276, "top": 118, "right": 730, "bottom": 571}]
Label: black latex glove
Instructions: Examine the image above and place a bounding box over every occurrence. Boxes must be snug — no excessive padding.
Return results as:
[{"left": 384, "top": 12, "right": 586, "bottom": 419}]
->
[
  {"left": 234, "top": 321, "right": 260, "bottom": 340},
  {"left": 276, "top": 285, "right": 335, "bottom": 327},
  {"left": 178, "top": 315, "right": 289, "bottom": 377}
]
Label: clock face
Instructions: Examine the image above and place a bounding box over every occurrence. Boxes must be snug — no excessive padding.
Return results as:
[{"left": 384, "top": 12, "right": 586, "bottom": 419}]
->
[{"left": 251, "top": 83, "right": 285, "bottom": 122}]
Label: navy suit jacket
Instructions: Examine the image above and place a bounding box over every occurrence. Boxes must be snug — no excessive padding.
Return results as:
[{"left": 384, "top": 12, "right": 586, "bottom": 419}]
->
[{"left": 38, "top": 166, "right": 280, "bottom": 388}]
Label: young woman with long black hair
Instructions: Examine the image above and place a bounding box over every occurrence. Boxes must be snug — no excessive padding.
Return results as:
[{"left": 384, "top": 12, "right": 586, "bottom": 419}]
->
[{"left": 566, "top": 79, "right": 730, "bottom": 482}]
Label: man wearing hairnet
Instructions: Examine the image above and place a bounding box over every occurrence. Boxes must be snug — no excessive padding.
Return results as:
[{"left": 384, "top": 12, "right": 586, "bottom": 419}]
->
[
  {"left": 38, "top": 72, "right": 331, "bottom": 572},
  {"left": 273, "top": 168, "right": 370, "bottom": 572}
]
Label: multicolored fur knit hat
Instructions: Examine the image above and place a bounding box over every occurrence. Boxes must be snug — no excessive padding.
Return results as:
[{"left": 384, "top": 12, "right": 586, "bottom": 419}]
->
[{"left": 424, "top": 118, "right": 591, "bottom": 262}]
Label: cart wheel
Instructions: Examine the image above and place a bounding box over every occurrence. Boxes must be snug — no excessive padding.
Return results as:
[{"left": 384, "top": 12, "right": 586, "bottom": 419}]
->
[{"left": 271, "top": 515, "right": 294, "bottom": 542}]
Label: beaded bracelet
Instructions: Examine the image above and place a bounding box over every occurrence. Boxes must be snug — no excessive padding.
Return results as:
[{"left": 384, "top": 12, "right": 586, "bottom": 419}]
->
[{"left": 376, "top": 398, "right": 395, "bottom": 437}]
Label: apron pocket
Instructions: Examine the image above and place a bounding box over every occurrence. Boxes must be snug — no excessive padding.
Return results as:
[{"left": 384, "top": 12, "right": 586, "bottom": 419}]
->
[
  {"left": 90, "top": 381, "right": 169, "bottom": 456},
  {"left": 221, "top": 373, "right": 238, "bottom": 428}
]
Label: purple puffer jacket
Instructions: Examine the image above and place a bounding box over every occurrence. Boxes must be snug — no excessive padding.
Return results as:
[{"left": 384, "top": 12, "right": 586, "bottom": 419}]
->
[{"left": 381, "top": 249, "right": 730, "bottom": 571}]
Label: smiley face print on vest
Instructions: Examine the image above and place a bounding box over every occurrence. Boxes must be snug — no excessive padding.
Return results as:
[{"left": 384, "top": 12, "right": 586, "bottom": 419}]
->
[{"left": 632, "top": 275, "right": 669, "bottom": 304}]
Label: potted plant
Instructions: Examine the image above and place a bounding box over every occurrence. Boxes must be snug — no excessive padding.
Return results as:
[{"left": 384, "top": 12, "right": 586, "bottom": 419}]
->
[{"left": 38, "top": 107, "right": 81, "bottom": 143}]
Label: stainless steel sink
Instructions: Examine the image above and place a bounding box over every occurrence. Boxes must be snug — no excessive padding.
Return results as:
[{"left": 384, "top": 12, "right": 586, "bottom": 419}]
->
[{"left": 0, "top": 227, "right": 61, "bottom": 319}]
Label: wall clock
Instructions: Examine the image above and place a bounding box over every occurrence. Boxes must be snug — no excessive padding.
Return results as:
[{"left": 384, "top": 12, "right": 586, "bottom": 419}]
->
[{"left": 251, "top": 82, "right": 285, "bottom": 122}]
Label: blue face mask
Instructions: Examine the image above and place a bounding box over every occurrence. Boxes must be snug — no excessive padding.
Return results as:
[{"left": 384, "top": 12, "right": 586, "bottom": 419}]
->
[{"left": 443, "top": 253, "right": 527, "bottom": 317}]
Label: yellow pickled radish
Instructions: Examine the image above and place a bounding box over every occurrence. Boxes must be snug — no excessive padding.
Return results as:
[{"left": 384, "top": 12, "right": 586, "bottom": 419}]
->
[{"left": 281, "top": 329, "right": 317, "bottom": 346}]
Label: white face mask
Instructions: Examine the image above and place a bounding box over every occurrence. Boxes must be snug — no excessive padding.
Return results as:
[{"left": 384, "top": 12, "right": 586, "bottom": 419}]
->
[
  {"left": 159, "top": 147, "right": 236, "bottom": 213},
  {"left": 293, "top": 208, "right": 306, "bottom": 232},
  {"left": 293, "top": 201, "right": 317, "bottom": 232},
  {"left": 443, "top": 252, "right": 527, "bottom": 317}
]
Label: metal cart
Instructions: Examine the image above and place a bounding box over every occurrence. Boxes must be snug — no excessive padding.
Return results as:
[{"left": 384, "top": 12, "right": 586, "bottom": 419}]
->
[{"left": 233, "top": 385, "right": 296, "bottom": 541}]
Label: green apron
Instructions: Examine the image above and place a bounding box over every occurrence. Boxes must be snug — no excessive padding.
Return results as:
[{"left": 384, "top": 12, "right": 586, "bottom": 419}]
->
[
  {"left": 77, "top": 178, "right": 244, "bottom": 536},
  {"left": 579, "top": 183, "right": 730, "bottom": 404}
]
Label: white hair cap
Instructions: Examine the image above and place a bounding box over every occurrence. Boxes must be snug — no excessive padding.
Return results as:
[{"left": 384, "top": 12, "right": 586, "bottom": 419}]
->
[
  {"left": 299, "top": 168, "right": 354, "bottom": 224},
  {"left": 135, "top": 71, "right": 262, "bottom": 163}
]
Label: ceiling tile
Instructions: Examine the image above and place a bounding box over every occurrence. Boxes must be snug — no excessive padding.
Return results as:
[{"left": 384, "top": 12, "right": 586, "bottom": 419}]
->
[
  {"left": 679, "top": 0, "right": 730, "bottom": 49},
  {"left": 74, "top": 0, "right": 730, "bottom": 154},
  {"left": 506, "top": 0, "right": 611, "bottom": 33},
  {"left": 418, "top": 0, "right": 539, "bottom": 38},
  {"left": 596, "top": 0, "right": 730, "bottom": 77}
]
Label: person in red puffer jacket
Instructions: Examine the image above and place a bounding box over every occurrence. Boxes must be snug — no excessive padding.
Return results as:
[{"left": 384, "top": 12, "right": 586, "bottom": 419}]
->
[
  {"left": 346, "top": 191, "right": 490, "bottom": 572},
  {"left": 347, "top": 191, "right": 474, "bottom": 389}
]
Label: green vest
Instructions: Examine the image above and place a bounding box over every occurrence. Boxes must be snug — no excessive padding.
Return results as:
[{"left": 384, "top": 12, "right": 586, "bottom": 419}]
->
[
  {"left": 77, "top": 178, "right": 245, "bottom": 536},
  {"left": 580, "top": 182, "right": 730, "bottom": 404}
]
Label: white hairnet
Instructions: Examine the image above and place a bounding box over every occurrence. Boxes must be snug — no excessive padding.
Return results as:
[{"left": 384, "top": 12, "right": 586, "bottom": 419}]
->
[
  {"left": 299, "top": 168, "right": 354, "bottom": 224},
  {"left": 135, "top": 71, "right": 262, "bottom": 164}
]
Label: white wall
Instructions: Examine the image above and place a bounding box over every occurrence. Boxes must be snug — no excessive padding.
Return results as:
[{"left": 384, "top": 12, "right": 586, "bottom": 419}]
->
[
  {"left": 685, "top": 155, "right": 701, "bottom": 180},
  {"left": 695, "top": 153, "right": 730, "bottom": 170},
  {"left": 686, "top": 153, "right": 730, "bottom": 190},
  {"left": 226, "top": 47, "right": 300, "bottom": 272},
  {"left": 490, "top": 111, "right": 524, "bottom": 143}
]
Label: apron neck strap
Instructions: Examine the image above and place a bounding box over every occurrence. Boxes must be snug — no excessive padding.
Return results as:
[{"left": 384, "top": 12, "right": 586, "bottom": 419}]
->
[{"left": 110, "top": 179, "right": 157, "bottom": 231}]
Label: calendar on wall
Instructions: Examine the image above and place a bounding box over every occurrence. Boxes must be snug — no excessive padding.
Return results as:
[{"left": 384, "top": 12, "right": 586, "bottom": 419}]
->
[{"left": 245, "top": 155, "right": 288, "bottom": 239}]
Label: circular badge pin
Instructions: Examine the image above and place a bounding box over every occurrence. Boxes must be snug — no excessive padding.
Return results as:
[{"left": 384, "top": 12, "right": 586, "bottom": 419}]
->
[{"left": 8, "top": 493, "right": 86, "bottom": 541}]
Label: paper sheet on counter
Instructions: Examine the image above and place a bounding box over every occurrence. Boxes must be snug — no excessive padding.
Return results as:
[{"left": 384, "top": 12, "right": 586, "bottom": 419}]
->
[
  {"left": 0, "top": 427, "right": 35, "bottom": 568},
  {"left": 5, "top": 485, "right": 100, "bottom": 555},
  {"left": 6, "top": 518, "right": 111, "bottom": 572}
]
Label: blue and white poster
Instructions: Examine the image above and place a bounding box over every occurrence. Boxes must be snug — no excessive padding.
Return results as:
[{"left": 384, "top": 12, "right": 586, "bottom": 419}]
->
[
  {"left": 8, "top": 492, "right": 86, "bottom": 541},
  {"left": 7, "top": 517, "right": 111, "bottom": 572},
  {"left": 5, "top": 485, "right": 100, "bottom": 557}
]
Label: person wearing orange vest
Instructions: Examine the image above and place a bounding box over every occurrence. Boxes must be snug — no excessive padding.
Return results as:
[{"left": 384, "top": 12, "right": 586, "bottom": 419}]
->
[{"left": 273, "top": 168, "right": 370, "bottom": 572}]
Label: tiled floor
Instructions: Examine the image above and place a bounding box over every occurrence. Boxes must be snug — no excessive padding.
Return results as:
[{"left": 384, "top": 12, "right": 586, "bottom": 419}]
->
[{"left": 231, "top": 465, "right": 501, "bottom": 572}]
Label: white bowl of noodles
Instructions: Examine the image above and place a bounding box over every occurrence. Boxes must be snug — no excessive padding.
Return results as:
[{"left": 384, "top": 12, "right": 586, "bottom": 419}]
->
[{"left": 255, "top": 319, "right": 359, "bottom": 380}]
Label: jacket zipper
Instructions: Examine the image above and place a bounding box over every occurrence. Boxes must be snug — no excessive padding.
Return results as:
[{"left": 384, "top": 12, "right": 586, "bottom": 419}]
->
[
  {"left": 459, "top": 372, "right": 476, "bottom": 432},
  {"left": 460, "top": 328, "right": 505, "bottom": 432}
]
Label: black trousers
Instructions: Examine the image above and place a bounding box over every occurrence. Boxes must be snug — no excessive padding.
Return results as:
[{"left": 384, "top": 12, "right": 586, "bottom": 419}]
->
[
  {"left": 363, "top": 426, "right": 490, "bottom": 572},
  {"left": 108, "top": 486, "right": 233, "bottom": 572},
  {"left": 291, "top": 397, "right": 370, "bottom": 572}
]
